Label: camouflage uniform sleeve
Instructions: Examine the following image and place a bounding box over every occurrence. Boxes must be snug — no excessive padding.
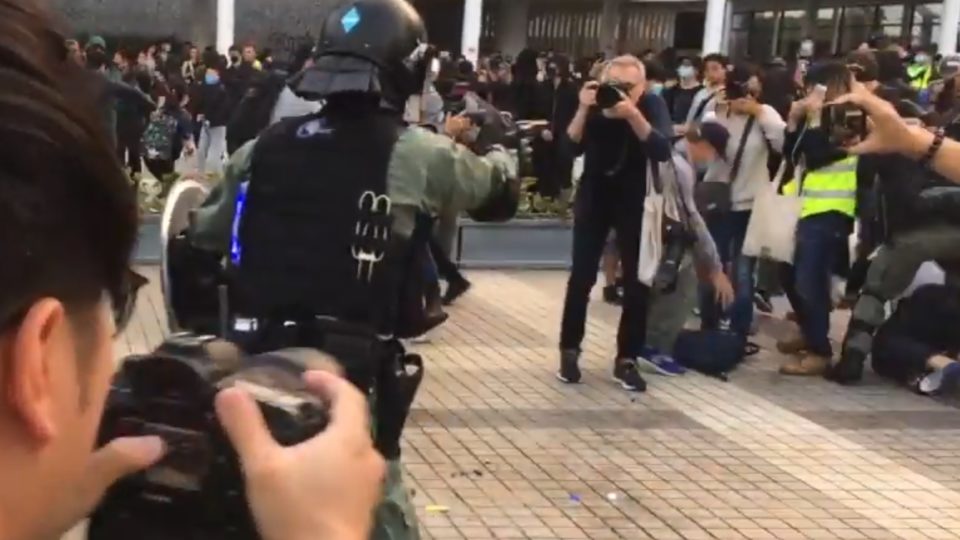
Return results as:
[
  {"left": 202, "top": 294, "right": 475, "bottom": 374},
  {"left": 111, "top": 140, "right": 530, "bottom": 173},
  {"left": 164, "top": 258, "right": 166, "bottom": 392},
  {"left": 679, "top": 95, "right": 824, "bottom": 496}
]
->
[
  {"left": 189, "top": 140, "right": 257, "bottom": 253},
  {"left": 387, "top": 127, "right": 516, "bottom": 227}
]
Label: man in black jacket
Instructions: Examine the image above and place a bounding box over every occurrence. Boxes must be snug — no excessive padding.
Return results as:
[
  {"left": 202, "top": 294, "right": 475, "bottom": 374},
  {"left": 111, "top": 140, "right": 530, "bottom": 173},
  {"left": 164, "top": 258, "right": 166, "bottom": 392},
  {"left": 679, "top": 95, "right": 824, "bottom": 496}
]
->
[
  {"left": 532, "top": 55, "right": 580, "bottom": 198},
  {"left": 557, "top": 55, "right": 673, "bottom": 393}
]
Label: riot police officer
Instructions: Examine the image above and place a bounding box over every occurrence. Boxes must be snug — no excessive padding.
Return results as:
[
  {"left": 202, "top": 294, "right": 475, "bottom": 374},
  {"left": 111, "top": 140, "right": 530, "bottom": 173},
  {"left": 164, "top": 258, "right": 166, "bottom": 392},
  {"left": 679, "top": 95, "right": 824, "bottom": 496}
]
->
[{"left": 181, "top": 1, "right": 520, "bottom": 538}]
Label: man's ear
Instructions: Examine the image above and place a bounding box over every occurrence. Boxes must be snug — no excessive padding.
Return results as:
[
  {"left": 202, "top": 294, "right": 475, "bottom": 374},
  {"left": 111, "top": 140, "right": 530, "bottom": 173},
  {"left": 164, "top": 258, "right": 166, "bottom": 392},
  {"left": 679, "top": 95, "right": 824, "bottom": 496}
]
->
[{"left": 2, "top": 299, "right": 67, "bottom": 443}]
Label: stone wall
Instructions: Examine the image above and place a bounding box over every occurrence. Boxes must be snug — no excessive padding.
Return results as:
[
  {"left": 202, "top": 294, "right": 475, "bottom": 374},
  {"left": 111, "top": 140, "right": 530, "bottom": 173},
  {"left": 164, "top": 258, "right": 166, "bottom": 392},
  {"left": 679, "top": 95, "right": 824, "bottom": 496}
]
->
[{"left": 47, "top": 0, "right": 339, "bottom": 59}]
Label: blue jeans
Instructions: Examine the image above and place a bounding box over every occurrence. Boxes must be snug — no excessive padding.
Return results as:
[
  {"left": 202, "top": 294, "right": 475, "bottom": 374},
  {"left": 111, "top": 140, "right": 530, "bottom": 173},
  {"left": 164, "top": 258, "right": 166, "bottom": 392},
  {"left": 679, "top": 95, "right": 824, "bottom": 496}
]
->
[
  {"left": 699, "top": 211, "right": 755, "bottom": 336},
  {"left": 783, "top": 212, "right": 851, "bottom": 357}
]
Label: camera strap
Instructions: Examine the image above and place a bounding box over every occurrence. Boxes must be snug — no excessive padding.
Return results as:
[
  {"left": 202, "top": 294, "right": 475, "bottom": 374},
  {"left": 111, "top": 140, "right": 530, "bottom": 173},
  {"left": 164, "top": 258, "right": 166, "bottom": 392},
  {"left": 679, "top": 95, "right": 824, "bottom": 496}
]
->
[{"left": 729, "top": 116, "right": 757, "bottom": 186}]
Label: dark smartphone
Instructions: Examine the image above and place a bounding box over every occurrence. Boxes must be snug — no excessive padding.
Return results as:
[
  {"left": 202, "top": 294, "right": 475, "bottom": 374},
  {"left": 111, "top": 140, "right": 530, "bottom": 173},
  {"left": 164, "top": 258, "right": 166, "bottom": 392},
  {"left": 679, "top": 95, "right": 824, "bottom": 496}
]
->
[{"left": 821, "top": 103, "right": 867, "bottom": 146}]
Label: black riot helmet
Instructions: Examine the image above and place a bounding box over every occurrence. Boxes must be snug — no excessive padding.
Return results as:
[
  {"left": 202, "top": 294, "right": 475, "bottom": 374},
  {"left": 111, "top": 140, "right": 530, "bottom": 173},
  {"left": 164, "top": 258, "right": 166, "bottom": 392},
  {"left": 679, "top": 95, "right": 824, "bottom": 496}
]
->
[{"left": 293, "top": 0, "right": 429, "bottom": 111}]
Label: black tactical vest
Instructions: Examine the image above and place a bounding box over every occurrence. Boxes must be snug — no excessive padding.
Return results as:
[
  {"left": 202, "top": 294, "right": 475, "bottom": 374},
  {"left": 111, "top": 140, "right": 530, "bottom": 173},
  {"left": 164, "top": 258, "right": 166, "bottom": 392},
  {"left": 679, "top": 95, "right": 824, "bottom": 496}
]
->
[{"left": 231, "top": 110, "right": 404, "bottom": 335}]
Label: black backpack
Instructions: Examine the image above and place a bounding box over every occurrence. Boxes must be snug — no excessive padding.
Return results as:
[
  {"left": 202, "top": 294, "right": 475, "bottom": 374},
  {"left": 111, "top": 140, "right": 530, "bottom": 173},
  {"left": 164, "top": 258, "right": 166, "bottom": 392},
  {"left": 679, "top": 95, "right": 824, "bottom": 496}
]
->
[
  {"left": 226, "top": 72, "right": 287, "bottom": 154},
  {"left": 673, "top": 329, "right": 758, "bottom": 381}
]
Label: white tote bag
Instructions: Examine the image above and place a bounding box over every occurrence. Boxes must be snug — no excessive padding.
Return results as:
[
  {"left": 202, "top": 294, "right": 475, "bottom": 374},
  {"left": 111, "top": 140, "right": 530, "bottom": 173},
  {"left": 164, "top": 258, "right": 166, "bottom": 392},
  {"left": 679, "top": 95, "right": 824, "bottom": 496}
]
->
[
  {"left": 742, "top": 162, "right": 803, "bottom": 263},
  {"left": 638, "top": 162, "right": 666, "bottom": 286}
]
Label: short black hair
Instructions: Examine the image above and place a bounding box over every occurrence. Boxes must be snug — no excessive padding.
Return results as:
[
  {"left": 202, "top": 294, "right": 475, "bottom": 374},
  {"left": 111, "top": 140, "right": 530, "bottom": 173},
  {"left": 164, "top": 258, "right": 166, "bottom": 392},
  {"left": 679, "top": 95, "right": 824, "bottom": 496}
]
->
[
  {"left": 643, "top": 59, "right": 667, "bottom": 82},
  {"left": 0, "top": 0, "right": 137, "bottom": 331},
  {"left": 702, "top": 53, "right": 729, "bottom": 68}
]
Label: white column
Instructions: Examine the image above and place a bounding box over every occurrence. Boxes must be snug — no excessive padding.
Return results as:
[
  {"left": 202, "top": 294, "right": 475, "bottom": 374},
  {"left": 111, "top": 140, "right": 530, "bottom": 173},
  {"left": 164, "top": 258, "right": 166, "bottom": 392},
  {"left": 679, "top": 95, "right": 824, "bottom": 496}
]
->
[
  {"left": 495, "top": 0, "right": 529, "bottom": 56},
  {"left": 462, "top": 0, "right": 483, "bottom": 66},
  {"left": 703, "top": 0, "right": 727, "bottom": 54},
  {"left": 599, "top": 0, "right": 622, "bottom": 58},
  {"left": 941, "top": 0, "right": 960, "bottom": 55},
  {"left": 216, "top": 0, "right": 235, "bottom": 56}
]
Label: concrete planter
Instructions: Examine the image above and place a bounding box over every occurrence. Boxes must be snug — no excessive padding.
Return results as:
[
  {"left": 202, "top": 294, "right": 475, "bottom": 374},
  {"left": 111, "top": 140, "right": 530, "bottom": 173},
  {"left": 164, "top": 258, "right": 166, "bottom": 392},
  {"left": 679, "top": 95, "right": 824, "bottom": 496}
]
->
[
  {"left": 135, "top": 215, "right": 576, "bottom": 270},
  {"left": 134, "top": 214, "right": 162, "bottom": 265},
  {"left": 456, "top": 218, "right": 573, "bottom": 269}
]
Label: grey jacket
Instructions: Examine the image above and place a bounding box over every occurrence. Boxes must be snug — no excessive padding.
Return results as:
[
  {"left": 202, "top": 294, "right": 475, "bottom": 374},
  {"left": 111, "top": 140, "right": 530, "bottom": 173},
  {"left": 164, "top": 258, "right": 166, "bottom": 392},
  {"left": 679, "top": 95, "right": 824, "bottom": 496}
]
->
[{"left": 654, "top": 154, "right": 722, "bottom": 276}]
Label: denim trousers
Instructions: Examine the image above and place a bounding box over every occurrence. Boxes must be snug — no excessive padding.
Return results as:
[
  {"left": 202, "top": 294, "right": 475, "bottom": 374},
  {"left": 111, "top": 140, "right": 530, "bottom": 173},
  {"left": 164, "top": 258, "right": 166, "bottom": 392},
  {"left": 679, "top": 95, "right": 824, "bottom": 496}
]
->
[
  {"left": 698, "top": 210, "right": 755, "bottom": 336},
  {"left": 781, "top": 212, "right": 851, "bottom": 358}
]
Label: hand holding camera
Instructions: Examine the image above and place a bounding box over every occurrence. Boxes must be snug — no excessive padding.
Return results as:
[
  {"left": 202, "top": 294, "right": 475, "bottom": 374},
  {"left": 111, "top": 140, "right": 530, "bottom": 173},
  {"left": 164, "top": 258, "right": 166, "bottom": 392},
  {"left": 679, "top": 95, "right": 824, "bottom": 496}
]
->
[
  {"left": 218, "top": 370, "right": 385, "bottom": 540},
  {"left": 829, "top": 86, "right": 922, "bottom": 157},
  {"left": 90, "top": 337, "right": 385, "bottom": 540},
  {"left": 578, "top": 81, "right": 598, "bottom": 109}
]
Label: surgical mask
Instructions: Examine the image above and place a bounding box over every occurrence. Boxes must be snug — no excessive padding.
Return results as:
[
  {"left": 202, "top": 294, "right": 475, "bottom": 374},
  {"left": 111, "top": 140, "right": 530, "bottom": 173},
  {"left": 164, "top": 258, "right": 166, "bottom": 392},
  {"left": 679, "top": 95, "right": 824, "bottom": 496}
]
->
[
  {"left": 915, "top": 54, "right": 931, "bottom": 65},
  {"left": 799, "top": 40, "right": 814, "bottom": 58},
  {"left": 677, "top": 65, "right": 695, "bottom": 79},
  {"left": 205, "top": 73, "right": 220, "bottom": 85},
  {"left": 650, "top": 83, "right": 664, "bottom": 96}
]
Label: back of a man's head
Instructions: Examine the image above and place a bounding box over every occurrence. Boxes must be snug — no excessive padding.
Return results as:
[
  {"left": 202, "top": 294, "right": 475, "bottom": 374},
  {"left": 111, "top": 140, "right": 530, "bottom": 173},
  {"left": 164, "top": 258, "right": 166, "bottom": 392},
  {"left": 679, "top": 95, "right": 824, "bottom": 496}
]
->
[
  {"left": 0, "top": 2, "right": 138, "bottom": 533},
  {"left": 0, "top": 0, "right": 136, "bottom": 390}
]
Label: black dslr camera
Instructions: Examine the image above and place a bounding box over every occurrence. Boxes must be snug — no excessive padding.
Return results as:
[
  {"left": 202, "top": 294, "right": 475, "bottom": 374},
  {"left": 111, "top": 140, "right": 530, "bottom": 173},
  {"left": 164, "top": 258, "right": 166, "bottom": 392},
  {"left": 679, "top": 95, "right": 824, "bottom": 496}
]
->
[
  {"left": 653, "top": 216, "right": 697, "bottom": 294},
  {"left": 595, "top": 82, "right": 629, "bottom": 109},
  {"left": 88, "top": 334, "right": 329, "bottom": 540}
]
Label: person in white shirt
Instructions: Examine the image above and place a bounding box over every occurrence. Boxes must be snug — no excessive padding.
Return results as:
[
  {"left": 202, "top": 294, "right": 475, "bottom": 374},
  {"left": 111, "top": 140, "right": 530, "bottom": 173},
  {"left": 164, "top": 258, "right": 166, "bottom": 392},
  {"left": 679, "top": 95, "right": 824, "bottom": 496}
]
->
[{"left": 697, "top": 64, "right": 786, "bottom": 338}]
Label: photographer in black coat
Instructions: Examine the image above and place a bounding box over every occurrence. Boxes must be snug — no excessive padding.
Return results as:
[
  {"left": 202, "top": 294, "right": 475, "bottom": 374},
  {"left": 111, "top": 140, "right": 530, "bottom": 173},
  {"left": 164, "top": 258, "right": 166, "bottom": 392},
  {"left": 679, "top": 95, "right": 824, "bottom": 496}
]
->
[{"left": 556, "top": 55, "right": 673, "bottom": 393}]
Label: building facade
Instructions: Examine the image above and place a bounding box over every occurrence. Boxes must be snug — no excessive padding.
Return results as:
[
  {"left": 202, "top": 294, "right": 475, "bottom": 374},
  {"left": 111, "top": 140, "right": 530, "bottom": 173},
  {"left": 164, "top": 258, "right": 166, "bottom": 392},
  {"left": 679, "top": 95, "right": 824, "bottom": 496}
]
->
[{"left": 50, "top": 0, "right": 960, "bottom": 62}]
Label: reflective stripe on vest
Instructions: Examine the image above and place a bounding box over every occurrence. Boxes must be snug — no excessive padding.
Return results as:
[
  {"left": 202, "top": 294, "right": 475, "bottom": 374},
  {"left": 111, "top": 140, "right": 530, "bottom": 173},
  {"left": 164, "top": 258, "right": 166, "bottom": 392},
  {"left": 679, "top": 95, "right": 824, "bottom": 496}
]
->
[
  {"left": 782, "top": 156, "right": 858, "bottom": 218},
  {"left": 909, "top": 65, "right": 932, "bottom": 90}
]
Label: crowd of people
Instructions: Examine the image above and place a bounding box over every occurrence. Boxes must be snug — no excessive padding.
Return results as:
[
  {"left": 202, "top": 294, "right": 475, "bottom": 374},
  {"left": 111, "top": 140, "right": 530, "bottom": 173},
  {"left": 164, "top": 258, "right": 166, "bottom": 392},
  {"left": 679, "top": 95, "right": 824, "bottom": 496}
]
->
[
  {"left": 535, "top": 36, "right": 960, "bottom": 397},
  {"left": 5, "top": 0, "right": 960, "bottom": 534},
  {"left": 66, "top": 28, "right": 960, "bottom": 397}
]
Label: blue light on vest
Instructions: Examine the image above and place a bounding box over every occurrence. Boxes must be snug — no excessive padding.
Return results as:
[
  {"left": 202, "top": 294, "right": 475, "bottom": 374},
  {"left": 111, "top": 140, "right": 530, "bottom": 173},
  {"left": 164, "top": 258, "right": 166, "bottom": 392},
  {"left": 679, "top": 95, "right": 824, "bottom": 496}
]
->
[{"left": 230, "top": 180, "right": 249, "bottom": 266}]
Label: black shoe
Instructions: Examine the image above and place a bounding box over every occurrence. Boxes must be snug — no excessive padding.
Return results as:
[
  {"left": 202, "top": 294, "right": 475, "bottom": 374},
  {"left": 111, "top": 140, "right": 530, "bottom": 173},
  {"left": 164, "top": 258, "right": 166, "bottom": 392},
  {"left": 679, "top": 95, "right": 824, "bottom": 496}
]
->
[
  {"left": 613, "top": 359, "right": 647, "bottom": 392},
  {"left": 407, "top": 307, "right": 449, "bottom": 338},
  {"left": 827, "top": 350, "right": 866, "bottom": 385},
  {"left": 603, "top": 285, "right": 622, "bottom": 305},
  {"left": 753, "top": 291, "right": 774, "bottom": 314},
  {"left": 556, "top": 349, "right": 582, "bottom": 384},
  {"left": 442, "top": 279, "right": 471, "bottom": 306}
]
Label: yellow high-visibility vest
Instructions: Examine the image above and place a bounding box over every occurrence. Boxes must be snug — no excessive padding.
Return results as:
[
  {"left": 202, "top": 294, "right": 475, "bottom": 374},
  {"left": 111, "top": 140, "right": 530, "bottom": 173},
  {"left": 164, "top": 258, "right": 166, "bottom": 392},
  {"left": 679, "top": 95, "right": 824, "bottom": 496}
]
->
[
  {"left": 908, "top": 64, "right": 933, "bottom": 90},
  {"left": 781, "top": 156, "right": 858, "bottom": 219}
]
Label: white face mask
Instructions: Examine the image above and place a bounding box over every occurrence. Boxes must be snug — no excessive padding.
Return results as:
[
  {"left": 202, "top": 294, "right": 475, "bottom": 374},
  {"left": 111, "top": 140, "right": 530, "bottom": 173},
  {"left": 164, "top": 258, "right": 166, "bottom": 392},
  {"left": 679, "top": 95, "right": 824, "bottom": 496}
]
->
[
  {"left": 677, "top": 65, "right": 695, "bottom": 79},
  {"left": 915, "top": 54, "right": 931, "bottom": 65},
  {"left": 799, "top": 40, "right": 814, "bottom": 58}
]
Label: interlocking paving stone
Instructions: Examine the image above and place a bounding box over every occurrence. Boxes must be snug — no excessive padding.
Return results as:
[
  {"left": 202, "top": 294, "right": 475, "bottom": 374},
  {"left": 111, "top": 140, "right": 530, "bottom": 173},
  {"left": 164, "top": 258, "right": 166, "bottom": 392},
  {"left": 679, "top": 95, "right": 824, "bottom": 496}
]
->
[{"left": 65, "top": 268, "right": 960, "bottom": 540}]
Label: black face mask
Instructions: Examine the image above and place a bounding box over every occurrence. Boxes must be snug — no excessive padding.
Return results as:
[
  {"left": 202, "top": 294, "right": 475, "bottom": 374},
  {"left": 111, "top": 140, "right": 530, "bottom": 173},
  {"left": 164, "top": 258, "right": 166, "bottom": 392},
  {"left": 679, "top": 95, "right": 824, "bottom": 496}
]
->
[
  {"left": 546, "top": 66, "right": 558, "bottom": 78},
  {"left": 230, "top": 55, "right": 240, "bottom": 63}
]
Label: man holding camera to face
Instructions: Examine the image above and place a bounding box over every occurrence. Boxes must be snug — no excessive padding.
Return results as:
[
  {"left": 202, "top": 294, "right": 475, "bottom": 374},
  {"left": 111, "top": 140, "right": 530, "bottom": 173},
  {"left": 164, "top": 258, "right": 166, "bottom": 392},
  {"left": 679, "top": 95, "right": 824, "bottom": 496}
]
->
[
  {"left": 0, "top": 1, "right": 385, "bottom": 539},
  {"left": 777, "top": 62, "right": 865, "bottom": 377},
  {"left": 557, "top": 55, "right": 673, "bottom": 393}
]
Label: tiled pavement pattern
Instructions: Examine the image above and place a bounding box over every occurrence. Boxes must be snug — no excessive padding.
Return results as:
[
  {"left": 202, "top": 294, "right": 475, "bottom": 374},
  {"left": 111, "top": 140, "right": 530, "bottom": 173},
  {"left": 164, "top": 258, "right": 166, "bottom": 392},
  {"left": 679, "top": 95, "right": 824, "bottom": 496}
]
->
[{"left": 77, "top": 267, "right": 960, "bottom": 540}]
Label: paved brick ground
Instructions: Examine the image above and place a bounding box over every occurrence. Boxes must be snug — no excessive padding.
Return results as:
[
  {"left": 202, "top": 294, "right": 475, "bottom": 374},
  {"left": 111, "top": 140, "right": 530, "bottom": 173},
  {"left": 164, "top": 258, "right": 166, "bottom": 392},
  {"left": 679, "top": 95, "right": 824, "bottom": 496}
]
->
[{"left": 75, "top": 267, "right": 960, "bottom": 540}]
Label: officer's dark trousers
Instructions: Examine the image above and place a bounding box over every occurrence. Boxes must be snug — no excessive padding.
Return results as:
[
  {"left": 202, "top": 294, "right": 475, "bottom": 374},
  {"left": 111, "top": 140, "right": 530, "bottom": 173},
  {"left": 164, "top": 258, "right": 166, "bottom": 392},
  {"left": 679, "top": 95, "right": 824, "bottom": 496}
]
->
[
  {"left": 781, "top": 213, "right": 851, "bottom": 358},
  {"left": 560, "top": 200, "right": 648, "bottom": 359},
  {"left": 842, "top": 225, "right": 960, "bottom": 363}
]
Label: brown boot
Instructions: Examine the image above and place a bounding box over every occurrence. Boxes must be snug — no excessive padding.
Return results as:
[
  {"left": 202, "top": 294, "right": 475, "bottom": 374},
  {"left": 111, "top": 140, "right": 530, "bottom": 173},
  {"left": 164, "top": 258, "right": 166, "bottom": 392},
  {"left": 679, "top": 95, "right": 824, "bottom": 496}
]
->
[
  {"left": 779, "top": 357, "right": 803, "bottom": 374},
  {"left": 780, "top": 354, "right": 830, "bottom": 376},
  {"left": 776, "top": 334, "right": 809, "bottom": 354}
]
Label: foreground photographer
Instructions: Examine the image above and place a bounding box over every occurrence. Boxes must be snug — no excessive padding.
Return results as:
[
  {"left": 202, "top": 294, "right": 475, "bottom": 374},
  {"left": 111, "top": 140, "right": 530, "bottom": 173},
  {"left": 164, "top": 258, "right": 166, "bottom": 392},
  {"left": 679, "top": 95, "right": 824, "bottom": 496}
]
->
[
  {"left": 557, "top": 55, "right": 673, "bottom": 392},
  {"left": 0, "top": 1, "right": 383, "bottom": 539}
]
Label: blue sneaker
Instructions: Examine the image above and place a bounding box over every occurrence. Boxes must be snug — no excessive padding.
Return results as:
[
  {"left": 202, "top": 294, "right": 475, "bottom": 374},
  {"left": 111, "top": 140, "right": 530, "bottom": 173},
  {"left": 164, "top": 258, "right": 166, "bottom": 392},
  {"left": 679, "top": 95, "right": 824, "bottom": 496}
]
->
[{"left": 637, "top": 353, "right": 687, "bottom": 377}]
